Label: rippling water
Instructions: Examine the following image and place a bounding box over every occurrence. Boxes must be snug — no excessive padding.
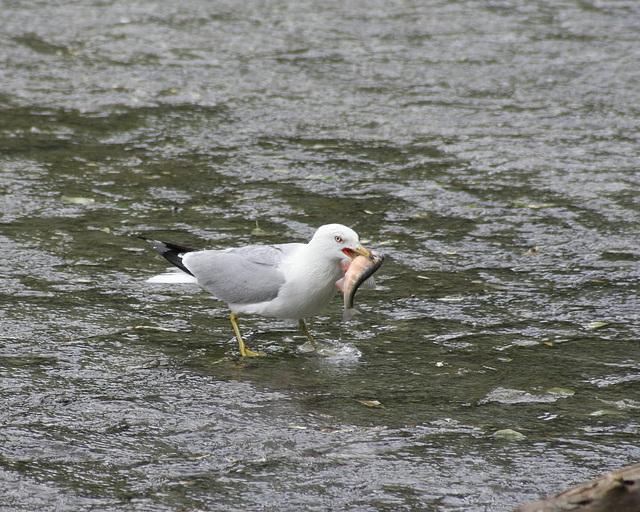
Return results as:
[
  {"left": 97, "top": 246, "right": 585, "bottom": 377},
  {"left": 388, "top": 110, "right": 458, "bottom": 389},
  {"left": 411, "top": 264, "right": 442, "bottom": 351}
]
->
[{"left": 2, "top": 1, "right": 640, "bottom": 511}]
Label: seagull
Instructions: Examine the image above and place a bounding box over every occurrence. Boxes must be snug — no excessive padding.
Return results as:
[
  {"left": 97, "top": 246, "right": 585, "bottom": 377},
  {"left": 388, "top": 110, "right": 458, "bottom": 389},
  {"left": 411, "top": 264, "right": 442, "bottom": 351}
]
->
[{"left": 141, "top": 224, "right": 373, "bottom": 357}]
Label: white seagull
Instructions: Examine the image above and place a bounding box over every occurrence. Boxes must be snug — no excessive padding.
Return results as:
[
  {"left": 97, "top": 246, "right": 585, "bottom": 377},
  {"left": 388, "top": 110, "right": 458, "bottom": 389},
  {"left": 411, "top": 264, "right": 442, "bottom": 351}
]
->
[{"left": 141, "top": 224, "right": 373, "bottom": 357}]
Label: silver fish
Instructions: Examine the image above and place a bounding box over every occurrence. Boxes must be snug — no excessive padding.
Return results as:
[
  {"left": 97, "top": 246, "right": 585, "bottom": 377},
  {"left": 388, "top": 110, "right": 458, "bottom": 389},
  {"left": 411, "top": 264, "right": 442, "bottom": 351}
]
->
[{"left": 336, "top": 252, "right": 384, "bottom": 322}]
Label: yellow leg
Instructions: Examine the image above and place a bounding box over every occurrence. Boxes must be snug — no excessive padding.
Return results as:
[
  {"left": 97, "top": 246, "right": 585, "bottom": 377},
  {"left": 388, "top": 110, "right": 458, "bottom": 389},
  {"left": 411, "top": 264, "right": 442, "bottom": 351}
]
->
[
  {"left": 298, "top": 319, "right": 319, "bottom": 350},
  {"left": 230, "top": 312, "right": 262, "bottom": 357}
]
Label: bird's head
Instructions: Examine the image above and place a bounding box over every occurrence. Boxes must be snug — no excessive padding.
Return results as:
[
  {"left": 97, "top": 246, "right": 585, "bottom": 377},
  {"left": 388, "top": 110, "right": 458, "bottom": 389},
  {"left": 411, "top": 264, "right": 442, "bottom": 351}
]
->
[{"left": 310, "top": 224, "right": 372, "bottom": 261}]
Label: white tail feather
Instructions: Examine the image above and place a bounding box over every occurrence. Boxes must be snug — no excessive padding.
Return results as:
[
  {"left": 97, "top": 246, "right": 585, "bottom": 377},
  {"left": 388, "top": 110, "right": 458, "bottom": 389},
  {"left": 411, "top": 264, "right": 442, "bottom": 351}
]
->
[{"left": 146, "top": 268, "right": 198, "bottom": 284}]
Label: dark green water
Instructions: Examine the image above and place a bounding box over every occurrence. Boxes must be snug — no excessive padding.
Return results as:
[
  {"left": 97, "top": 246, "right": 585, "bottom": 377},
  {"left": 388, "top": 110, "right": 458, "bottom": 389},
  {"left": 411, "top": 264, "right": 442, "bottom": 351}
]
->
[{"left": 2, "top": 1, "right": 640, "bottom": 511}]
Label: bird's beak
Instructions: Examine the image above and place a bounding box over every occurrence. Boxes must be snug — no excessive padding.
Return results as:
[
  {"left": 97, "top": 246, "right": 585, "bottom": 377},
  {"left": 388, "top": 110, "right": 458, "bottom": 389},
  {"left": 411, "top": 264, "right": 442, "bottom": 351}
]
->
[{"left": 342, "top": 244, "right": 372, "bottom": 260}]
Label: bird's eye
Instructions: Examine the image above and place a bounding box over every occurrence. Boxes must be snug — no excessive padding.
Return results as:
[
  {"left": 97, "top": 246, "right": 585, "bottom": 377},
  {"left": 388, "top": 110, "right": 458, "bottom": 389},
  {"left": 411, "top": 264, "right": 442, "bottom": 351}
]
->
[{"left": 334, "top": 235, "right": 343, "bottom": 243}]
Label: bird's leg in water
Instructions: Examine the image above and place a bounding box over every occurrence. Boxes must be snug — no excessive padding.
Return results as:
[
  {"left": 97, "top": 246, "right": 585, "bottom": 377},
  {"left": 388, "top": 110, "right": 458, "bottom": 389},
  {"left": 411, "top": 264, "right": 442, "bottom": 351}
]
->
[
  {"left": 230, "top": 312, "right": 263, "bottom": 357},
  {"left": 298, "top": 319, "right": 319, "bottom": 350}
]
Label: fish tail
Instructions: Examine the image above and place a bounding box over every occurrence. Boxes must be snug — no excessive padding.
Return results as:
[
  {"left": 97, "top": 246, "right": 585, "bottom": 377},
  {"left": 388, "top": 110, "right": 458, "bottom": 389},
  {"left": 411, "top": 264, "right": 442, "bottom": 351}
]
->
[{"left": 342, "top": 308, "right": 362, "bottom": 322}]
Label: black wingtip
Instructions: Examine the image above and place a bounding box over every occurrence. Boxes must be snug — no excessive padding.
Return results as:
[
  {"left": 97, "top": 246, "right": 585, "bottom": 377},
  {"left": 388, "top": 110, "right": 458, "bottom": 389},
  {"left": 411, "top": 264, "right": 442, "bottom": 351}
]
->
[{"left": 139, "top": 235, "right": 197, "bottom": 276}]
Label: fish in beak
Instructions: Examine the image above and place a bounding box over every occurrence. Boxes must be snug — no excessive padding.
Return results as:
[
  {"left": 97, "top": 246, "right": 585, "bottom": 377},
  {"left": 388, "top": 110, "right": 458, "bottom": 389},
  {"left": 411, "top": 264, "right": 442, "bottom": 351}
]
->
[
  {"left": 342, "top": 244, "right": 372, "bottom": 261},
  {"left": 337, "top": 252, "right": 384, "bottom": 322}
]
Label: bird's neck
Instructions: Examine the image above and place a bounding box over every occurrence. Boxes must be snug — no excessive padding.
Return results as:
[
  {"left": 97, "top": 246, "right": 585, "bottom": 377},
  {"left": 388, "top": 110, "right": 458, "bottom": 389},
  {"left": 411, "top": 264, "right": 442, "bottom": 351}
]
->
[{"left": 295, "top": 246, "right": 343, "bottom": 282}]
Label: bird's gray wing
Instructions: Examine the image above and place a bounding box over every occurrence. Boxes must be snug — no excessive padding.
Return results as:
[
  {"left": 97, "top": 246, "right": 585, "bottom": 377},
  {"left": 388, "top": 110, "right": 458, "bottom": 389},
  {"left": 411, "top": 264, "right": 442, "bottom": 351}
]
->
[
  {"left": 182, "top": 243, "right": 301, "bottom": 304},
  {"left": 229, "top": 243, "right": 300, "bottom": 266}
]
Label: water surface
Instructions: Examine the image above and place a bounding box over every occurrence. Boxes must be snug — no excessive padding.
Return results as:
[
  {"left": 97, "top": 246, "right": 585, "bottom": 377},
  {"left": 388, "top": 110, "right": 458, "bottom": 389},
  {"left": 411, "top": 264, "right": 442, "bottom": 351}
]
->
[{"left": 2, "top": 1, "right": 640, "bottom": 511}]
